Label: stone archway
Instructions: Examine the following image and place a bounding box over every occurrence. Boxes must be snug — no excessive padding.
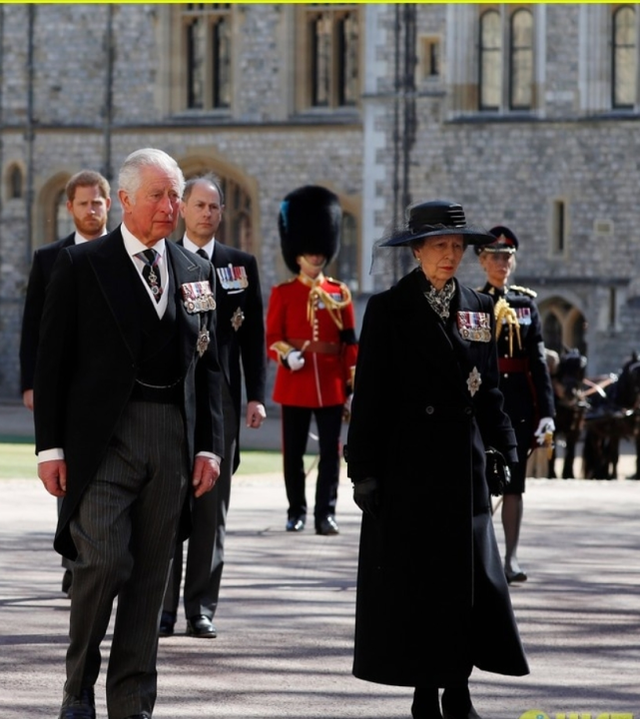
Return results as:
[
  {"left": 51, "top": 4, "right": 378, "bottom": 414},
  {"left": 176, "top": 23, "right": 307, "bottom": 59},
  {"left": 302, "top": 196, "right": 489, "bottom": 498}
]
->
[
  {"left": 177, "top": 154, "right": 259, "bottom": 255},
  {"left": 34, "top": 171, "right": 72, "bottom": 249},
  {"left": 538, "top": 296, "right": 587, "bottom": 356}
]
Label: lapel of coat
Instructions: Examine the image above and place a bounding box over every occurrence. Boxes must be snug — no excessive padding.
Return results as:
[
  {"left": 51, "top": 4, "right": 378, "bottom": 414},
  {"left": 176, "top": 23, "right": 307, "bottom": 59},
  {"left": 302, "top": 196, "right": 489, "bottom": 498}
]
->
[
  {"left": 88, "top": 227, "right": 142, "bottom": 362},
  {"left": 166, "top": 240, "right": 209, "bottom": 374},
  {"left": 211, "top": 242, "right": 231, "bottom": 306},
  {"left": 398, "top": 272, "right": 475, "bottom": 403}
]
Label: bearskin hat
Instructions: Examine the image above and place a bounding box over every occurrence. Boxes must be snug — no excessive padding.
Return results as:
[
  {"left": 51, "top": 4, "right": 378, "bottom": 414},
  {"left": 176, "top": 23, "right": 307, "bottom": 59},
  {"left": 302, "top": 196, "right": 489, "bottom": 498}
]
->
[{"left": 278, "top": 185, "right": 342, "bottom": 274}]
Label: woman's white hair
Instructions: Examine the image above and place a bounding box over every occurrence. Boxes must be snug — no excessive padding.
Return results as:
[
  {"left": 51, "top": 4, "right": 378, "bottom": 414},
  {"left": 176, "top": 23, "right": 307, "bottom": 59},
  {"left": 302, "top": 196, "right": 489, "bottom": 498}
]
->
[{"left": 118, "top": 148, "right": 185, "bottom": 200}]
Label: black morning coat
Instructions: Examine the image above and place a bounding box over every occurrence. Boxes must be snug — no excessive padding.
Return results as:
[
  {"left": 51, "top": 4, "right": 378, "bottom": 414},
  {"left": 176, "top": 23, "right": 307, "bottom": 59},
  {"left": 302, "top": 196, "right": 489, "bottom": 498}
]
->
[
  {"left": 346, "top": 268, "right": 529, "bottom": 688},
  {"left": 177, "top": 240, "right": 266, "bottom": 473},
  {"left": 20, "top": 232, "right": 75, "bottom": 393},
  {"left": 33, "top": 227, "right": 225, "bottom": 560}
]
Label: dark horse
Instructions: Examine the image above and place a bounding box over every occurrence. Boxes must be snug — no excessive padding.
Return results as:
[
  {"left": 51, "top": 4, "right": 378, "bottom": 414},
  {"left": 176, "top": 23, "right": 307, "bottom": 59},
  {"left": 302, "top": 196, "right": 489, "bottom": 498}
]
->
[
  {"left": 582, "top": 354, "right": 640, "bottom": 479},
  {"left": 550, "top": 349, "right": 589, "bottom": 479}
]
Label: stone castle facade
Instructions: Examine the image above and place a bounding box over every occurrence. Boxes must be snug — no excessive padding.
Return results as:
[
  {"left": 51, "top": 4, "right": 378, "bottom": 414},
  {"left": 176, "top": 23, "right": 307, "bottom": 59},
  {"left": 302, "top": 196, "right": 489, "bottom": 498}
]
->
[{"left": 1, "top": 4, "right": 639, "bottom": 399}]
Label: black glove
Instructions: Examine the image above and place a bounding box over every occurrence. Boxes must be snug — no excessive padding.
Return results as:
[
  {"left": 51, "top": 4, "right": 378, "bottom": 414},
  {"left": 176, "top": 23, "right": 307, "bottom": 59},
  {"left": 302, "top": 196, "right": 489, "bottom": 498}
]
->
[
  {"left": 485, "top": 447, "right": 511, "bottom": 497},
  {"left": 353, "top": 477, "right": 380, "bottom": 519}
]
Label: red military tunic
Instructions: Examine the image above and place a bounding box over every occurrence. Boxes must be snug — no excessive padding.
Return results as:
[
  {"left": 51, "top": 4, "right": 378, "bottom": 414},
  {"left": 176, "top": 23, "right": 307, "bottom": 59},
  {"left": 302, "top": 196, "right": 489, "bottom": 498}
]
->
[{"left": 266, "top": 272, "right": 358, "bottom": 408}]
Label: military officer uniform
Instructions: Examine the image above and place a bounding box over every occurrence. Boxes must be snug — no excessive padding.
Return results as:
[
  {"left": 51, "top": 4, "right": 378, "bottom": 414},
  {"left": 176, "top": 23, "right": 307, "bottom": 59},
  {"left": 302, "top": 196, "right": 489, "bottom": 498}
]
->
[
  {"left": 476, "top": 225, "right": 555, "bottom": 584},
  {"left": 479, "top": 280, "right": 555, "bottom": 493}
]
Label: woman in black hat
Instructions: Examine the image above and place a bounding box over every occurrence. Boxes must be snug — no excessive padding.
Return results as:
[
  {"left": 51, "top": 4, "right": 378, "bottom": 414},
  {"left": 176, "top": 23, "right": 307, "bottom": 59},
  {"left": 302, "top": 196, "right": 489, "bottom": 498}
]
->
[
  {"left": 475, "top": 226, "right": 555, "bottom": 583},
  {"left": 346, "top": 201, "right": 529, "bottom": 719}
]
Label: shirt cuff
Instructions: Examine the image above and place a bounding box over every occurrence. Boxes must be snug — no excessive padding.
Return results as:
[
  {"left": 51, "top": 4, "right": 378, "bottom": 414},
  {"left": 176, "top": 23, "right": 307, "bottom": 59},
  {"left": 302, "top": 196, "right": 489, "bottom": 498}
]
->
[
  {"left": 196, "top": 451, "right": 221, "bottom": 464},
  {"left": 38, "top": 448, "right": 65, "bottom": 463}
]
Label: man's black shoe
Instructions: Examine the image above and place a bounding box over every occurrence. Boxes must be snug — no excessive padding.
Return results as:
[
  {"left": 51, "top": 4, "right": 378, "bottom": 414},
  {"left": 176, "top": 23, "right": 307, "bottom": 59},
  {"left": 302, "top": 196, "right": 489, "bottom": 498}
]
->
[
  {"left": 59, "top": 687, "right": 95, "bottom": 719},
  {"left": 186, "top": 614, "right": 217, "bottom": 638},
  {"left": 286, "top": 516, "right": 305, "bottom": 532},
  {"left": 316, "top": 515, "right": 339, "bottom": 535},
  {"left": 158, "top": 611, "right": 176, "bottom": 637}
]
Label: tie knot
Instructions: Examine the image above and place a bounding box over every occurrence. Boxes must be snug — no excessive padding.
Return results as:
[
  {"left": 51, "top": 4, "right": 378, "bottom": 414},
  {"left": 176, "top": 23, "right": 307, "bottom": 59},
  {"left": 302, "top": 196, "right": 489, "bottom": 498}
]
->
[
  {"left": 138, "top": 248, "right": 159, "bottom": 266},
  {"left": 196, "top": 248, "right": 209, "bottom": 261}
]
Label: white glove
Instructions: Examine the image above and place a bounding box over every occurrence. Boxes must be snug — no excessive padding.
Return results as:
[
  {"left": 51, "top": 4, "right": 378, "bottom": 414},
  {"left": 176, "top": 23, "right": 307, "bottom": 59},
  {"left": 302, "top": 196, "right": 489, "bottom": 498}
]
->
[
  {"left": 534, "top": 417, "right": 555, "bottom": 445},
  {"left": 284, "top": 349, "right": 305, "bottom": 372}
]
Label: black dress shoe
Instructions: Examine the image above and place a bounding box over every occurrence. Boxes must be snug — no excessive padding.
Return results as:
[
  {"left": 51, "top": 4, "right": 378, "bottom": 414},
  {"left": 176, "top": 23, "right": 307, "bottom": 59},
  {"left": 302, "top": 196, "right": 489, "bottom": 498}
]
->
[
  {"left": 158, "top": 610, "right": 176, "bottom": 637},
  {"left": 186, "top": 614, "right": 217, "bottom": 638},
  {"left": 316, "top": 515, "right": 339, "bottom": 535},
  {"left": 442, "top": 706, "right": 482, "bottom": 719},
  {"left": 286, "top": 516, "right": 305, "bottom": 532},
  {"left": 441, "top": 687, "right": 482, "bottom": 719},
  {"left": 123, "top": 714, "right": 151, "bottom": 719},
  {"left": 59, "top": 687, "right": 95, "bottom": 719},
  {"left": 505, "top": 568, "right": 528, "bottom": 584}
]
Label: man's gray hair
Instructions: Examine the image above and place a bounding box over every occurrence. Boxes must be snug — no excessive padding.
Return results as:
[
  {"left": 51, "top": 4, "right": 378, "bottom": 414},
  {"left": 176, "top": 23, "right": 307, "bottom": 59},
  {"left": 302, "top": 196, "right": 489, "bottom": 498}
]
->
[{"left": 118, "top": 148, "right": 185, "bottom": 199}]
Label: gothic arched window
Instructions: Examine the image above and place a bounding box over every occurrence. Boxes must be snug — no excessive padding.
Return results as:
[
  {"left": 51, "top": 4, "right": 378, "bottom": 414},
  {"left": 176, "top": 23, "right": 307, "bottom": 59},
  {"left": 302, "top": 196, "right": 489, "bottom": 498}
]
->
[
  {"left": 612, "top": 5, "right": 636, "bottom": 109},
  {"left": 510, "top": 8, "right": 533, "bottom": 109},
  {"left": 479, "top": 10, "right": 502, "bottom": 111}
]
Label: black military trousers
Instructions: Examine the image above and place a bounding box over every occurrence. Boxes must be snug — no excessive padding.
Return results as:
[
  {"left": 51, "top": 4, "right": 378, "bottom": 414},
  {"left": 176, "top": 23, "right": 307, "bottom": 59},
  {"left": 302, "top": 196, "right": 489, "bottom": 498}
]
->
[{"left": 281, "top": 404, "right": 343, "bottom": 527}]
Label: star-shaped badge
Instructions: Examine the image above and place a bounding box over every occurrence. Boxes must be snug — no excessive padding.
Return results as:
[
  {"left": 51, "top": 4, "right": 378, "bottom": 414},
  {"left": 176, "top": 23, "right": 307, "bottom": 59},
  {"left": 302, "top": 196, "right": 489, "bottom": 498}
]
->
[
  {"left": 231, "top": 307, "right": 245, "bottom": 332},
  {"left": 467, "top": 366, "right": 482, "bottom": 397}
]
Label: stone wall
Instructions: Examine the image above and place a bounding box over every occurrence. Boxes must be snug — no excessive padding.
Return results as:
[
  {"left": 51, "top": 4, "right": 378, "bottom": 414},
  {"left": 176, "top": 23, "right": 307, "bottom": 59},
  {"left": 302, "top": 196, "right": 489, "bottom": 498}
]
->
[{"left": 2, "top": 3, "right": 640, "bottom": 399}]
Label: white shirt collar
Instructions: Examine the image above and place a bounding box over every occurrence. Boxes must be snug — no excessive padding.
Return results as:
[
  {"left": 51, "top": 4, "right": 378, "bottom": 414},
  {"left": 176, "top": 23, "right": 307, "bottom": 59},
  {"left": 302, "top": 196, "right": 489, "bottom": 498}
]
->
[
  {"left": 122, "top": 222, "right": 166, "bottom": 259},
  {"left": 183, "top": 234, "right": 215, "bottom": 260}
]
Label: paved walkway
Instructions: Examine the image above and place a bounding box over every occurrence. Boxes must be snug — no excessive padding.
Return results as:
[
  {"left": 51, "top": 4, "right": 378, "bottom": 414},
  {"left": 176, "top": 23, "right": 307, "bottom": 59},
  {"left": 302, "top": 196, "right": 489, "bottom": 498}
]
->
[{"left": 1, "top": 402, "right": 639, "bottom": 718}]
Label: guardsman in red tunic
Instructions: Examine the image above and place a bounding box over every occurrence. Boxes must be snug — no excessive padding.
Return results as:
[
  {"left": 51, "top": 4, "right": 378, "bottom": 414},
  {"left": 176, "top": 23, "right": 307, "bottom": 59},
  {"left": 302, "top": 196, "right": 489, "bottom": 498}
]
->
[
  {"left": 476, "top": 225, "right": 555, "bottom": 584},
  {"left": 266, "top": 185, "right": 358, "bottom": 535}
]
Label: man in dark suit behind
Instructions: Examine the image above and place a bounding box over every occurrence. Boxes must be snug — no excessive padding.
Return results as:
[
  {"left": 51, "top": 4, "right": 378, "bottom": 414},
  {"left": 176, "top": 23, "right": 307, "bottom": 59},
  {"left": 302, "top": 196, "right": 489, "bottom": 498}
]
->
[
  {"left": 160, "top": 174, "right": 266, "bottom": 639},
  {"left": 20, "top": 169, "right": 111, "bottom": 597},
  {"left": 34, "top": 149, "right": 224, "bottom": 719},
  {"left": 20, "top": 169, "right": 111, "bottom": 411}
]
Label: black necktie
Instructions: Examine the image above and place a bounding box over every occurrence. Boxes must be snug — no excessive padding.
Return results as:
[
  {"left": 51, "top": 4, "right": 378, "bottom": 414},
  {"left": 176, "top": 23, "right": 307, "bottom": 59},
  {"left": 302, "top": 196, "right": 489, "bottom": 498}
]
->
[
  {"left": 196, "top": 248, "right": 209, "bottom": 261},
  {"left": 137, "top": 249, "right": 163, "bottom": 303}
]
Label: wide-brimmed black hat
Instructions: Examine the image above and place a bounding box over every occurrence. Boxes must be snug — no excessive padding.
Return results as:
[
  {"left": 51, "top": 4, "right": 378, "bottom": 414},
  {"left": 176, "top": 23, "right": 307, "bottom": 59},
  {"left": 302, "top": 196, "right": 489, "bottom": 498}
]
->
[
  {"left": 278, "top": 185, "right": 342, "bottom": 274},
  {"left": 380, "top": 200, "right": 495, "bottom": 248},
  {"left": 474, "top": 225, "right": 519, "bottom": 255}
]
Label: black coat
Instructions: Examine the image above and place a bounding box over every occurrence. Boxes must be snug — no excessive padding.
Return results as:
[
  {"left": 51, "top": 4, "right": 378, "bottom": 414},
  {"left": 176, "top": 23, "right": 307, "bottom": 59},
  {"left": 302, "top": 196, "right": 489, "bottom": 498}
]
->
[
  {"left": 33, "top": 228, "right": 225, "bottom": 559},
  {"left": 178, "top": 240, "right": 266, "bottom": 472},
  {"left": 346, "top": 269, "right": 529, "bottom": 687},
  {"left": 20, "top": 233, "right": 75, "bottom": 393}
]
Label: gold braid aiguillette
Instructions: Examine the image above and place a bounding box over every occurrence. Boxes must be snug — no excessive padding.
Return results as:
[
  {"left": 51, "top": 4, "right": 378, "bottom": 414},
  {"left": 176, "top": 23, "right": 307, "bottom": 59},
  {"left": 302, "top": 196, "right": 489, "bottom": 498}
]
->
[{"left": 493, "top": 296, "right": 522, "bottom": 357}]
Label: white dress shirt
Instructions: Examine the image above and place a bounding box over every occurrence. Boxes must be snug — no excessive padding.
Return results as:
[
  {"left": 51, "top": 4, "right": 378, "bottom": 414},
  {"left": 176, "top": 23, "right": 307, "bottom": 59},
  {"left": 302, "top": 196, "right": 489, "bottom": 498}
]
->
[
  {"left": 182, "top": 234, "right": 215, "bottom": 261},
  {"left": 122, "top": 223, "right": 169, "bottom": 318}
]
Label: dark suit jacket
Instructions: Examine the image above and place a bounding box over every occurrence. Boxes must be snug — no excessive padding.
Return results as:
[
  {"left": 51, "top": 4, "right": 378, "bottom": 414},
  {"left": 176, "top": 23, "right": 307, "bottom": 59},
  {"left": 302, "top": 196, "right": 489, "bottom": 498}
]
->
[
  {"left": 20, "top": 233, "right": 75, "bottom": 392},
  {"left": 34, "top": 227, "right": 224, "bottom": 559},
  {"left": 178, "top": 240, "right": 266, "bottom": 472}
]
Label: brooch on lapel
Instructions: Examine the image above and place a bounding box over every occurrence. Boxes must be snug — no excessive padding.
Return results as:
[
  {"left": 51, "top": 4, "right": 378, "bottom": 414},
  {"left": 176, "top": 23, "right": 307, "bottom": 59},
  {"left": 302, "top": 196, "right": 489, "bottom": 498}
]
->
[
  {"left": 467, "top": 366, "right": 482, "bottom": 397},
  {"left": 231, "top": 307, "right": 245, "bottom": 331},
  {"left": 457, "top": 311, "right": 491, "bottom": 342},
  {"left": 217, "top": 263, "right": 248, "bottom": 293},
  {"left": 197, "top": 327, "right": 210, "bottom": 358},
  {"left": 181, "top": 281, "right": 216, "bottom": 314}
]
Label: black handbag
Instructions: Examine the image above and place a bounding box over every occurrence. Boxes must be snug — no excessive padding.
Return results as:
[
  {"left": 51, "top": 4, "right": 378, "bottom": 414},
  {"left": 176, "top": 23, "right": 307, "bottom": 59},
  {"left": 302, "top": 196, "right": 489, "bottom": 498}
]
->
[{"left": 485, "top": 446, "right": 511, "bottom": 496}]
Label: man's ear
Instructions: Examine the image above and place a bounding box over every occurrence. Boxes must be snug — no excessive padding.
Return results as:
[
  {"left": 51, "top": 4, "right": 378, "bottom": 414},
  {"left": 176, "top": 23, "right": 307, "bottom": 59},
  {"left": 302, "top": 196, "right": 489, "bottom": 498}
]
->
[{"left": 118, "top": 189, "right": 131, "bottom": 214}]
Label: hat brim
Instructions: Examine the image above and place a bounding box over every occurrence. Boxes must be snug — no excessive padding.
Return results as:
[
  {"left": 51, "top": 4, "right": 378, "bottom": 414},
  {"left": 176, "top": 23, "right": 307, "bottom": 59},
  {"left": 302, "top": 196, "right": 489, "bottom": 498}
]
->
[
  {"left": 477, "top": 244, "right": 517, "bottom": 254},
  {"left": 380, "top": 226, "right": 496, "bottom": 248}
]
